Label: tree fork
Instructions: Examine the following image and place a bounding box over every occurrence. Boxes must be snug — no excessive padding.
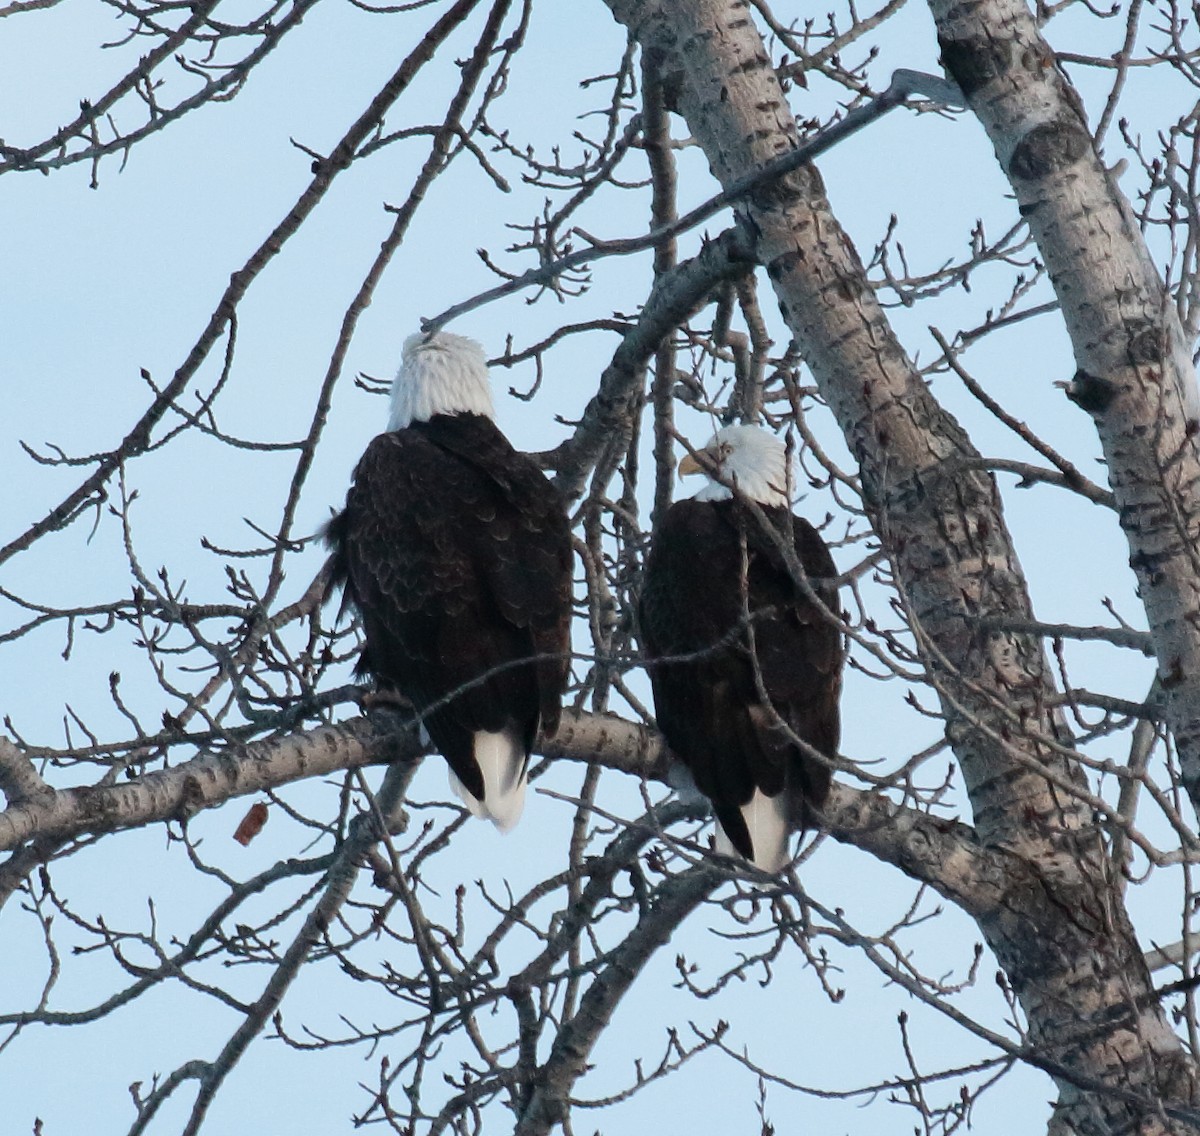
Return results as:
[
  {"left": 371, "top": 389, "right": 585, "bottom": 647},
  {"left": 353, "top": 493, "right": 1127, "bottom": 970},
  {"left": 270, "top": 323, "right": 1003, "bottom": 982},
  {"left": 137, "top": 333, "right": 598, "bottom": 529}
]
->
[
  {"left": 930, "top": 0, "right": 1200, "bottom": 818},
  {"left": 603, "top": 0, "right": 1197, "bottom": 1127}
]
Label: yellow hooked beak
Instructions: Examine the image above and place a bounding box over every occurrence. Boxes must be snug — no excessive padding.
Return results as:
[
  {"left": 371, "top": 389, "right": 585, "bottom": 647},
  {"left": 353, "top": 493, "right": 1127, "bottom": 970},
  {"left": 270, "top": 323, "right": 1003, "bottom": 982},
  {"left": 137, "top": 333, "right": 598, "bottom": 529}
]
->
[{"left": 679, "top": 443, "right": 717, "bottom": 478}]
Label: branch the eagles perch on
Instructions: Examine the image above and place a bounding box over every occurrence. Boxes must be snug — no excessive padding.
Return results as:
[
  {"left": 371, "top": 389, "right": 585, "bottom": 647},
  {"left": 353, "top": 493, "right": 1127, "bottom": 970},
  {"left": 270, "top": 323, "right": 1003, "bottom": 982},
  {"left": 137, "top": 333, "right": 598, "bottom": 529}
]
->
[{"left": 4, "top": 0, "right": 1200, "bottom": 1132}]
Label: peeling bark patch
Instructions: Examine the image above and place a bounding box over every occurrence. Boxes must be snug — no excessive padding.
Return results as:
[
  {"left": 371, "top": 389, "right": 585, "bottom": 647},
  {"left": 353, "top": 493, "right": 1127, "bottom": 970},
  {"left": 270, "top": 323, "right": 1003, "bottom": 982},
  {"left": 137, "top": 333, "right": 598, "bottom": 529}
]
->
[
  {"left": 731, "top": 52, "right": 770, "bottom": 75},
  {"left": 1161, "top": 656, "right": 1186, "bottom": 688},
  {"left": 748, "top": 160, "right": 821, "bottom": 210},
  {"left": 75, "top": 784, "right": 119, "bottom": 825},
  {"left": 1130, "top": 547, "right": 1168, "bottom": 587},
  {"left": 1063, "top": 369, "right": 1117, "bottom": 414},
  {"left": 1123, "top": 318, "right": 1165, "bottom": 366},
  {"left": 835, "top": 275, "right": 860, "bottom": 303},
  {"left": 1008, "top": 119, "right": 1090, "bottom": 181},
  {"left": 937, "top": 32, "right": 1011, "bottom": 98},
  {"left": 767, "top": 249, "right": 804, "bottom": 279}
]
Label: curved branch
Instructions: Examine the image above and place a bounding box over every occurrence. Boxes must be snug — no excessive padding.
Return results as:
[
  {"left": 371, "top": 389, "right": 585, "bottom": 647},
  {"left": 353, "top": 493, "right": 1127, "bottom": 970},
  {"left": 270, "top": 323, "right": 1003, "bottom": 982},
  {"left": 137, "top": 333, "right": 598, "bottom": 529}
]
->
[
  {"left": 0, "top": 715, "right": 419, "bottom": 856},
  {"left": 129, "top": 761, "right": 418, "bottom": 1136},
  {"left": 546, "top": 225, "right": 756, "bottom": 501},
  {"left": 1, "top": 707, "right": 1013, "bottom": 924},
  {"left": 514, "top": 863, "right": 723, "bottom": 1135}
]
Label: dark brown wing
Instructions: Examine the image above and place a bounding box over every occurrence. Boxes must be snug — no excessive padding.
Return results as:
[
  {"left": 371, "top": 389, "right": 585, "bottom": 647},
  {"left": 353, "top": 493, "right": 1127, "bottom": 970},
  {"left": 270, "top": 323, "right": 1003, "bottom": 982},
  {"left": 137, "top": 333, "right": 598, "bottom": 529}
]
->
[
  {"left": 413, "top": 415, "right": 573, "bottom": 737},
  {"left": 740, "top": 504, "right": 841, "bottom": 799},
  {"left": 639, "top": 498, "right": 841, "bottom": 860},
  {"left": 327, "top": 413, "right": 573, "bottom": 799}
]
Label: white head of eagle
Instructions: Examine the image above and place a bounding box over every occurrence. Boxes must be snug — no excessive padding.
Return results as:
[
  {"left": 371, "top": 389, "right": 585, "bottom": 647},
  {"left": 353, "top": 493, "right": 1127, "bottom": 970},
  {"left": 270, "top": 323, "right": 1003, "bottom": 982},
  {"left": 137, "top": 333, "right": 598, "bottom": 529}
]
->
[
  {"left": 682, "top": 424, "right": 792, "bottom": 508},
  {"left": 388, "top": 331, "right": 496, "bottom": 430},
  {"left": 326, "top": 329, "right": 574, "bottom": 833}
]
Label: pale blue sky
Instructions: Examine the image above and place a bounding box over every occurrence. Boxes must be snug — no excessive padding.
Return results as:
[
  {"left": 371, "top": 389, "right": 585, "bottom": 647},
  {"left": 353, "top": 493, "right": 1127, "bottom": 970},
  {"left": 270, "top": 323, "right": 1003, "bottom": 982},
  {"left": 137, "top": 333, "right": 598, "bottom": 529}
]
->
[{"left": 0, "top": 2, "right": 1181, "bottom": 1133}]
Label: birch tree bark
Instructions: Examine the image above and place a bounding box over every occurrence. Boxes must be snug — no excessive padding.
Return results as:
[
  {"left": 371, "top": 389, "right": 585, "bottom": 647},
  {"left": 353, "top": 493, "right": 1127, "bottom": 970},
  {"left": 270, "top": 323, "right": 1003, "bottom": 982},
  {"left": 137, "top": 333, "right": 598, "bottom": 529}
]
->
[
  {"left": 603, "top": 0, "right": 1198, "bottom": 1130},
  {"left": 4, "top": 0, "right": 1200, "bottom": 1132},
  {"left": 930, "top": 0, "right": 1200, "bottom": 830}
]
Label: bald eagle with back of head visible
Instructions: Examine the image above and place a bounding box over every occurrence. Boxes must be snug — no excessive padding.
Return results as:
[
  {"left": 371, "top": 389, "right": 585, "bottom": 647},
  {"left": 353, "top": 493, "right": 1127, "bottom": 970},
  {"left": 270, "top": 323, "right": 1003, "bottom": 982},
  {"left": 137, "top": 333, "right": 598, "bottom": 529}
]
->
[
  {"left": 325, "top": 331, "right": 574, "bottom": 830},
  {"left": 638, "top": 425, "right": 842, "bottom": 872}
]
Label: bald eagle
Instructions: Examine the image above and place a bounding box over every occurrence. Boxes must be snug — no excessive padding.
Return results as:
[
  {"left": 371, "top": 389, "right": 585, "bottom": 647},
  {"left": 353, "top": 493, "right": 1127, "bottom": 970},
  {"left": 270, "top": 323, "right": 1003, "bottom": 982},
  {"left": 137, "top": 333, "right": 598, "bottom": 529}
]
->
[
  {"left": 326, "top": 332, "right": 573, "bottom": 829},
  {"left": 638, "top": 425, "right": 842, "bottom": 871}
]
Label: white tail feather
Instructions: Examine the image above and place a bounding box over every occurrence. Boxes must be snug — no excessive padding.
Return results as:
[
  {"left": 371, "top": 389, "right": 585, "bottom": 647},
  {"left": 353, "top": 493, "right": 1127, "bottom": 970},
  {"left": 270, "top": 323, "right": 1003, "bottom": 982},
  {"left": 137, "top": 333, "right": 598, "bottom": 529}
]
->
[
  {"left": 666, "top": 759, "right": 705, "bottom": 804},
  {"left": 447, "top": 726, "right": 527, "bottom": 831},
  {"left": 713, "top": 789, "right": 790, "bottom": 872}
]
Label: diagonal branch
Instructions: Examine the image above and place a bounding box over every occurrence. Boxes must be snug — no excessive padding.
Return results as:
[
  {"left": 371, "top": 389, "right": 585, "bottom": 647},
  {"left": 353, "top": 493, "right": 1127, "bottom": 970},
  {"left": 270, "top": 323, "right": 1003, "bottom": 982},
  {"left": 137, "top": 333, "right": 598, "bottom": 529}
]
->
[
  {"left": 0, "top": 0, "right": 486, "bottom": 569},
  {"left": 423, "top": 69, "right": 962, "bottom": 334},
  {"left": 514, "top": 862, "right": 724, "bottom": 1135},
  {"left": 126, "top": 760, "right": 418, "bottom": 1136}
]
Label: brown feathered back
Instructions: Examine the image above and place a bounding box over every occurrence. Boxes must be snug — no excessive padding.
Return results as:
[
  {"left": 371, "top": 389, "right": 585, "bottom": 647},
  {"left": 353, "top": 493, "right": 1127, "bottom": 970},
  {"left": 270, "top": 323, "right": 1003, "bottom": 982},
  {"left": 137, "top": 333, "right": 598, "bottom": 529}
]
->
[
  {"left": 639, "top": 497, "right": 841, "bottom": 867},
  {"left": 327, "top": 413, "right": 573, "bottom": 811}
]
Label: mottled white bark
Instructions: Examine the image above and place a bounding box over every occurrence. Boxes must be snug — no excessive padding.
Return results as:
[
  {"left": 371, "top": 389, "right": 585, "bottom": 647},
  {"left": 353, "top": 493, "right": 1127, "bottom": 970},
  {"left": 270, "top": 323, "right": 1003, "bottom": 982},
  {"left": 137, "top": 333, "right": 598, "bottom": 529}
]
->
[
  {"left": 603, "top": 0, "right": 1196, "bottom": 1129},
  {"left": 615, "top": 0, "right": 1076, "bottom": 845},
  {"left": 0, "top": 737, "right": 51, "bottom": 807},
  {"left": 0, "top": 716, "right": 413, "bottom": 854},
  {"left": 930, "top": 0, "right": 1200, "bottom": 814},
  {"left": 0, "top": 709, "right": 994, "bottom": 903}
]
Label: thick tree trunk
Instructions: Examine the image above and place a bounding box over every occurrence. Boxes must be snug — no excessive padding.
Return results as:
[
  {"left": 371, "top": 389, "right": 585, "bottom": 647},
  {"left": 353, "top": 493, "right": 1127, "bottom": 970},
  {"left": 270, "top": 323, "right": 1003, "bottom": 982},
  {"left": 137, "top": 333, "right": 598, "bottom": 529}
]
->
[
  {"left": 930, "top": 0, "right": 1200, "bottom": 815},
  {"left": 604, "top": 0, "right": 1197, "bottom": 1128}
]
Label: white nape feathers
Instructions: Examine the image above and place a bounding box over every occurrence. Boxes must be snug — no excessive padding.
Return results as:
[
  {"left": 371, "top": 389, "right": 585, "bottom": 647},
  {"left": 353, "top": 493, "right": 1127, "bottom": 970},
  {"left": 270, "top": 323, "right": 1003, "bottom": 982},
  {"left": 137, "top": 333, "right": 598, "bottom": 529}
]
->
[
  {"left": 682, "top": 424, "right": 792, "bottom": 508},
  {"left": 388, "top": 331, "right": 496, "bottom": 430}
]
